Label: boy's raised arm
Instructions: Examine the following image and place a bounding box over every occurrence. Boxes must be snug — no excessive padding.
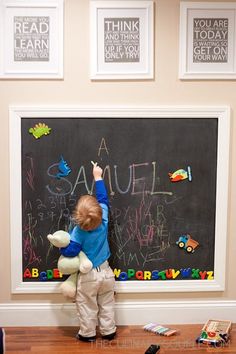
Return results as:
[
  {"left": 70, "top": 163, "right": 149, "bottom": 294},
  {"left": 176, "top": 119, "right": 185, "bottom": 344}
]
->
[{"left": 93, "top": 163, "right": 109, "bottom": 207}]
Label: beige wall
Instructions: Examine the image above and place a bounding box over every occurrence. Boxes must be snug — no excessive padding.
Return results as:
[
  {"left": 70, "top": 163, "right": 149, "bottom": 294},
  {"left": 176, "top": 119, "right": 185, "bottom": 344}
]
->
[{"left": 0, "top": 0, "right": 236, "bottom": 306}]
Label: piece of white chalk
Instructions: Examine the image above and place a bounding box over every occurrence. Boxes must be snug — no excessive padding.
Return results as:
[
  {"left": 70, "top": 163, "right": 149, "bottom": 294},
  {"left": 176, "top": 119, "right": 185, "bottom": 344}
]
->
[{"left": 91, "top": 161, "right": 97, "bottom": 166}]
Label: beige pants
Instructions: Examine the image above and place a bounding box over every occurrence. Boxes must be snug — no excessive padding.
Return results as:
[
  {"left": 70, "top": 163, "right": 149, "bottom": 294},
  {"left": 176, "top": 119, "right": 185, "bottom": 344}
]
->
[{"left": 76, "top": 261, "right": 116, "bottom": 337}]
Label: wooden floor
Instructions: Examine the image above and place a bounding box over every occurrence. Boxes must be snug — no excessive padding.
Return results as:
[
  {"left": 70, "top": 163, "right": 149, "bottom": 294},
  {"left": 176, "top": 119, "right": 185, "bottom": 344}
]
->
[{"left": 4, "top": 324, "right": 236, "bottom": 354}]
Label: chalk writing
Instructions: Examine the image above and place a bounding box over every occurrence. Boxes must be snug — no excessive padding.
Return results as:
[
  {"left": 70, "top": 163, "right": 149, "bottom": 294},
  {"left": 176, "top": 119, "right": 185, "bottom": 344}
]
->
[
  {"left": 109, "top": 193, "right": 171, "bottom": 268},
  {"left": 23, "top": 154, "right": 174, "bottom": 274},
  {"left": 25, "top": 156, "right": 35, "bottom": 191},
  {"left": 98, "top": 137, "right": 109, "bottom": 157},
  {"left": 47, "top": 161, "right": 173, "bottom": 197}
]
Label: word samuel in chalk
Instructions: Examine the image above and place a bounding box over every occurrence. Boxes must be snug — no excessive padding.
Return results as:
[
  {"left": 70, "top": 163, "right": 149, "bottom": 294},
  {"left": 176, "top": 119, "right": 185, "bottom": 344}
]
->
[
  {"left": 46, "top": 161, "right": 171, "bottom": 197},
  {"left": 46, "top": 138, "right": 172, "bottom": 197}
]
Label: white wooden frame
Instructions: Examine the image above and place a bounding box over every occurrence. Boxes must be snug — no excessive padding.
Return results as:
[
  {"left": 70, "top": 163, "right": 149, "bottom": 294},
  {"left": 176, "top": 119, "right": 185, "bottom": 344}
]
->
[
  {"left": 0, "top": 0, "right": 64, "bottom": 79},
  {"left": 90, "top": 0, "right": 153, "bottom": 80},
  {"left": 179, "top": 2, "right": 236, "bottom": 79},
  {"left": 9, "top": 106, "right": 230, "bottom": 294}
]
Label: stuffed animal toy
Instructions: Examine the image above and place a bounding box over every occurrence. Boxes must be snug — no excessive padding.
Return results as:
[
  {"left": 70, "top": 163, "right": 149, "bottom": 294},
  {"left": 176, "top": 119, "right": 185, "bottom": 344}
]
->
[{"left": 47, "top": 230, "right": 93, "bottom": 298}]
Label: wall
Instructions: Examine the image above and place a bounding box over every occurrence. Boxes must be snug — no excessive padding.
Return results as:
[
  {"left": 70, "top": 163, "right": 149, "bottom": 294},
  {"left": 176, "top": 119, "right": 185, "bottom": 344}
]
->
[{"left": 0, "top": 0, "right": 236, "bottom": 325}]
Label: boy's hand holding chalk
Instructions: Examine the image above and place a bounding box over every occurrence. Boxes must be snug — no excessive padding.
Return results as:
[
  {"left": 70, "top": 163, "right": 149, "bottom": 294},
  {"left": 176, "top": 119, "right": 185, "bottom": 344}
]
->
[{"left": 92, "top": 161, "right": 103, "bottom": 181}]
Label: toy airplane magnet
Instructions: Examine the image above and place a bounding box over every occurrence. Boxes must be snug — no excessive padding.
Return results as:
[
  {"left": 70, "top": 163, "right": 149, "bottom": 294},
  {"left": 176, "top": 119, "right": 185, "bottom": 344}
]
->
[{"left": 168, "top": 166, "right": 192, "bottom": 182}]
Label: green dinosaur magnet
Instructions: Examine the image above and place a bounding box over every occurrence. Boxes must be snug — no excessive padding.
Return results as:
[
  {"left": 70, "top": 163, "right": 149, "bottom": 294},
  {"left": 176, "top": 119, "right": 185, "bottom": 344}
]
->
[{"left": 29, "top": 123, "right": 51, "bottom": 139}]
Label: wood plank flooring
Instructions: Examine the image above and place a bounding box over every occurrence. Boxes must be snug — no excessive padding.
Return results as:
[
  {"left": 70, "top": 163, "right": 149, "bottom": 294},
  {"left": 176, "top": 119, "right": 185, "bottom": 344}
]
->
[{"left": 4, "top": 324, "right": 236, "bottom": 354}]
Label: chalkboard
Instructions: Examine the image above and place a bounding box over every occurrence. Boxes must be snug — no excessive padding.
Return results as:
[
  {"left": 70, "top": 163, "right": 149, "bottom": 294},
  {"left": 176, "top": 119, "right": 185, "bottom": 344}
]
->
[{"left": 10, "top": 107, "right": 230, "bottom": 293}]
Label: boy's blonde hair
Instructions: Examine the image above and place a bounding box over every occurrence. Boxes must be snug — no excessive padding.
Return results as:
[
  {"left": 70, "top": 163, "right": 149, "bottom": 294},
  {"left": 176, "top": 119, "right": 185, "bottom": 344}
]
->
[{"left": 73, "top": 195, "right": 102, "bottom": 231}]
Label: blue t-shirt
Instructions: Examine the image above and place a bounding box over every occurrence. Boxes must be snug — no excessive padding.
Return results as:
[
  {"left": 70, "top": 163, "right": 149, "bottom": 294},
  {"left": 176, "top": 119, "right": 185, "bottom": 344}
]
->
[
  {"left": 69, "top": 203, "right": 110, "bottom": 268},
  {"left": 60, "top": 180, "right": 110, "bottom": 268}
]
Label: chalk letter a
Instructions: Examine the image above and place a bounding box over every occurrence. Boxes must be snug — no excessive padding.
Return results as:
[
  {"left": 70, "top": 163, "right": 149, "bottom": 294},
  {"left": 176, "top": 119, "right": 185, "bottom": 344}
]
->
[{"left": 98, "top": 138, "right": 109, "bottom": 157}]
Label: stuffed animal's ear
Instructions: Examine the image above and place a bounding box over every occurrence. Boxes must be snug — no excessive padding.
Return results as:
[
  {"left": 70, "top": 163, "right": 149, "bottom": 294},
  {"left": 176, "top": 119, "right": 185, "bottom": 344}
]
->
[
  {"left": 78, "top": 251, "right": 93, "bottom": 273},
  {"left": 47, "top": 230, "right": 70, "bottom": 248},
  {"left": 60, "top": 273, "right": 77, "bottom": 298},
  {"left": 57, "top": 255, "right": 80, "bottom": 274}
]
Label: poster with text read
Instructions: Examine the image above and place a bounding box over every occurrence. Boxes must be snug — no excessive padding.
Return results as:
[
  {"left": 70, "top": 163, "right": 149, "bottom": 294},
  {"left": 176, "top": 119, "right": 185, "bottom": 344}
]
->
[{"left": 14, "top": 16, "right": 50, "bottom": 62}]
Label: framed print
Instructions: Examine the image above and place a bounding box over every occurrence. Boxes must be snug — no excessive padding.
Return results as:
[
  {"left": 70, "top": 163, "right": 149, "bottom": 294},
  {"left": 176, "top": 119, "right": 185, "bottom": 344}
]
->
[
  {"left": 179, "top": 2, "right": 236, "bottom": 80},
  {"left": 0, "top": 0, "right": 64, "bottom": 79},
  {"left": 9, "top": 105, "right": 230, "bottom": 294},
  {"left": 90, "top": 0, "right": 153, "bottom": 80}
]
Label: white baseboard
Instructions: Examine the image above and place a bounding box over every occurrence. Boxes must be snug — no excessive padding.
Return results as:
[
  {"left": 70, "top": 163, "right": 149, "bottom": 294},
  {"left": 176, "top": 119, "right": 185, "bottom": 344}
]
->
[{"left": 0, "top": 300, "right": 235, "bottom": 327}]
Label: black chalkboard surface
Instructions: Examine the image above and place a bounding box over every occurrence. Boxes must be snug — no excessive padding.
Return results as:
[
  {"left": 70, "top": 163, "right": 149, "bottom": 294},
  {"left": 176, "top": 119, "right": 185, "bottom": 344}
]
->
[{"left": 21, "top": 117, "right": 218, "bottom": 282}]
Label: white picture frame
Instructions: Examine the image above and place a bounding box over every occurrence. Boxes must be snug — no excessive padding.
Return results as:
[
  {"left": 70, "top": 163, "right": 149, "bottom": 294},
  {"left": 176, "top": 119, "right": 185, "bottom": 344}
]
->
[
  {"left": 9, "top": 105, "right": 230, "bottom": 294},
  {"left": 0, "top": 0, "right": 64, "bottom": 79},
  {"left": 179, "top": 2, "right": 236, "bottom": 80},
  {"left": 90, "top": 0, "right": 154, "bottom": 80}
]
